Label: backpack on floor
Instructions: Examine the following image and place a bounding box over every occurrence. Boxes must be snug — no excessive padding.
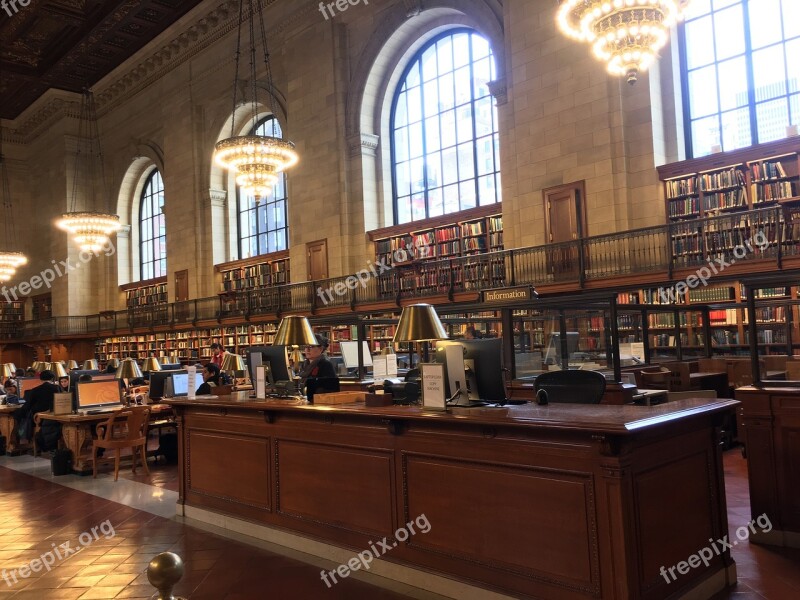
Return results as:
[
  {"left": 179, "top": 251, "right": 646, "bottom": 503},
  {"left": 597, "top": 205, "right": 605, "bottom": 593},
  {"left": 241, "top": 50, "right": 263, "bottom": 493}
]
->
[{"left": 157, "top": 432, "right": 178, "bottom": 463}]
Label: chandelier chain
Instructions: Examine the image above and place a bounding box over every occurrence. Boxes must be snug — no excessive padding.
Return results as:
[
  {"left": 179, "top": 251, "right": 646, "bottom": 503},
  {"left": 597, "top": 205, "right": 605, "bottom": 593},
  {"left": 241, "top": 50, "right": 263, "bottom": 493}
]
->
[{"left": 229, "top": 0, "right": 246, "bottom": 138}]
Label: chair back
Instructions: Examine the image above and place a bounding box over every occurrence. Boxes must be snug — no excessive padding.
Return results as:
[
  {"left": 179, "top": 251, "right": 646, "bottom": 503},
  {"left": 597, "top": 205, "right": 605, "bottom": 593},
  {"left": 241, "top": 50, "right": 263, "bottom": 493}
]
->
[
  {"left": 533, "top": 370, "right": 606, "bottom": 404},
  {"left": 730, "top": 361, "right": 764, "bottom": 388},
  {"left": 763, "top": 355, "right": 788, "bottom": 372},
  {"left": 639, "top": 367, "right": 672, "bottom": 391},
  {"left": 664, "top": 362, "right": 691, "bottom": 391},
  {"left": 98, "top": 406, "right": 151, "bottom": 444}
]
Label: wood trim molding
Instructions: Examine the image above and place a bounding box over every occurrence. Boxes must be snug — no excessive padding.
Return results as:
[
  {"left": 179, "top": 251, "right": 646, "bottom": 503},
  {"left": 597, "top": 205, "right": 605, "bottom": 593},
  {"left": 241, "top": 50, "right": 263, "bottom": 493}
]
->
[
  {"left": 214, "top": 250, "right": 291, "bottom": 272},
  {"left": 119, "top": 276, "right": 168, "bottom": 292}
]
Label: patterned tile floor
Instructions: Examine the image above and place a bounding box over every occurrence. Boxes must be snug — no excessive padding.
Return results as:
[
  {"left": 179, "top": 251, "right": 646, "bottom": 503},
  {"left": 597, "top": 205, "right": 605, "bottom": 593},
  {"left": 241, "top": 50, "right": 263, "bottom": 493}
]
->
[{"left": 0, "top": 447, "right": 797, "bottom": 599}]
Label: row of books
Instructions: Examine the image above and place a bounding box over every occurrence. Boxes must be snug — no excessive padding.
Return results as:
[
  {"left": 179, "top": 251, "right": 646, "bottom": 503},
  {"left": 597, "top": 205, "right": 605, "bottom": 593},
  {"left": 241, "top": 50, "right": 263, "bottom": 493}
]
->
[
  {"left": 753, "top": 181, "right": 795, "bottom": 203},
  {"left": 708, "top": 309, "right": 739, "bottom": 325},
  {"left": 666, "top": 177, "right": 698, "bottom": 199},
  {"left": 751, "top": 160, "right": 788, "bottom": 181},
  {"left": 688, "top": 286, "right": 735, "bottom": 302},
  {"left": 703, "top": 189, "right": 747, "bottom": 211},
  {"left": 668, "top": 197, "right": 699, "bottom": 217},
  {"left": 699, "top": 168, "right": 746, "bottom": 192}
]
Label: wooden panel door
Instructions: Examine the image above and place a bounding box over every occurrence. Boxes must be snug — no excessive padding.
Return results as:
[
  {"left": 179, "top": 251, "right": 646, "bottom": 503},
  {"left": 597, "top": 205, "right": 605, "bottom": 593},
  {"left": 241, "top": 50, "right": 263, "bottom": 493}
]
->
[
  {"left": 307, "top": 240, "right": 329, "bottom": 281},
  {"left": 174, "top": 270, "right": 189, "bottom": 320},
  {"left": 543, "top": 182, "right": 587, "bottom": 277}
]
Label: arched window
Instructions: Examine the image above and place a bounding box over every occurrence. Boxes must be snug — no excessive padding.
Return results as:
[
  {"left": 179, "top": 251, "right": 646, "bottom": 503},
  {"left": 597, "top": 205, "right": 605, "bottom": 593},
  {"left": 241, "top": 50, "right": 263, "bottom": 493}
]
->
[
  {"left": 681, "top": 0, "right": 800, "bottom": 157},
  {"left": 391, "top": 29, "right": 500, "bottom": 225},
  {"left": 139, "top": 169, "right": 166, "bottom": 281},
  {"left": 237, "top": 116, "right": 289, "bottom": 258}
]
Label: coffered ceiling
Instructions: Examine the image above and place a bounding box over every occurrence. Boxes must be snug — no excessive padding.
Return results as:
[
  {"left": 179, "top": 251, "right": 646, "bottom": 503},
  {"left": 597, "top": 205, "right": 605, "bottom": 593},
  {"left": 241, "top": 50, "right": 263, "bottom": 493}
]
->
[{"left": 0, "top": 0, "right": 204, "bottom": 120}]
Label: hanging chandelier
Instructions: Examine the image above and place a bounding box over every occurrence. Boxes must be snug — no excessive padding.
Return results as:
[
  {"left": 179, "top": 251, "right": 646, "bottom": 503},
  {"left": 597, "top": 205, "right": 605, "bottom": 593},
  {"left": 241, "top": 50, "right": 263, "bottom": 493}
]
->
[
  {"left": 0, "top": 124, "right": 28, "bottom": 282},
  {"left": 556, "top": 0, "right": 689, "bottom": 84},
  {"left": 213, "top": 0, "right": 298, "bottom": 202},
  {"left": 57, "top": 89, "right": 121, "bottom": 253}
]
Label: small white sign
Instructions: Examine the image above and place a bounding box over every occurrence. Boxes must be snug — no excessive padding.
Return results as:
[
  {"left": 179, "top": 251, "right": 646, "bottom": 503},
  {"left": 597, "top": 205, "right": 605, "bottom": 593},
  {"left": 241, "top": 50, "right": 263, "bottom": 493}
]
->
[
  {"left": 255, "top": 365, "right": 266, "bottom": 398},
  {"left": 373, "top": 356, "right": 388, "bottom": 381},
  {"left": 187, "top": 366, "right": 197, "bottom": 398},
  {"left": 386, "top": 354, "right": 398, "bottom": 377},
  {"left": 630, "top": 342, "right": 645, "bottom": 360},
  {"left": 421, "top": 363, "right": 446, "bottom": 410}
]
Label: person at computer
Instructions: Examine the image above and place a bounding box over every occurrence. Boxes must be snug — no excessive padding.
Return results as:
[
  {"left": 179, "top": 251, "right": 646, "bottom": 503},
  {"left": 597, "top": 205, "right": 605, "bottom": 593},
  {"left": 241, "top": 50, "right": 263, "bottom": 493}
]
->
[
  {"left": 464, "top": 326, "right": 479, "bottom": 339},
  {"left": 13, "top": 370, "right": 60, "bottom": 443},
  {"left": 298, "top": 335, "right": 337, "bottom": 389},
  {"left": 3, "top": 380, "right": 21, "bottom": 405},
  {"left": 57, "top": 375, "right": 70, "bottom": 392},
  {"left": 196, "top": 363, "right": 221, "bottom": 395}
]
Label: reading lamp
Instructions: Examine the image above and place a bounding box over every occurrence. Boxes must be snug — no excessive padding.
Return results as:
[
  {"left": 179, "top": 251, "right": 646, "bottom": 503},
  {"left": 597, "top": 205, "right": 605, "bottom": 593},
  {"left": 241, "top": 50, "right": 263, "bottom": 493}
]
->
[
  {"left": 67, "top": 360, "right": 79, "bottom": 370},
  {"left": 47, "top": 362, "right": 68, "bottom": 378},
  {"left": 0, "top": 363, "right": 12, "bottom": 383},
  {"left": 5, "top": 362, "right": 17, "bottom": 374},
  {"left": 142, "top": 357, "right": 162, "bottom": 372},
  {"left": 273, "top": 316, "right": 318, "bottom": 395},
  {"left": 221, "top": 353, "right": 246, "bottom": 387},
  {"left": 116, "top": 358, "right": 143, "bottom": 389},
  {"left": 392, "top": 303, "right": 448, "bottom": 368},
  {"left": 106, "top": 358, "right": 120, "bottom": 369},
  {"left": 83, "top": 359, "right": 99, "bottom": 370}
]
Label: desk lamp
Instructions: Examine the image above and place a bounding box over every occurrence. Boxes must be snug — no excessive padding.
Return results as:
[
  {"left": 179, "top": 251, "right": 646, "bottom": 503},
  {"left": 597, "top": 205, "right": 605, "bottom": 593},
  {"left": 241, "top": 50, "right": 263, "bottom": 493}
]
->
[
  {"left": 83, "top": 359, "right": 99, "bottom": 371},
  {"left": 143, "top": 357, "right": 162, "bottom": 373},
  {"left": 116, "top": 358, "right": 143, "bottom": 389},
  {"left": 221, "top": 353, "right": 246, "bottom": 388},
  {"left": 106, "top": 358, "right": 120, "bottom": 370},
  {"left": 46, "top": 362, "right": 68, "bottom": 379},
  {"left": 273, "top": 315, "right": 318, "bottom": 395},
  {"left": 5, "top": 362, "right": 17, "bottom": 375},
  {"left": 391, "top": 304, "right": 448, "bottom": 404},
  {"left": 0, "top": 363, "right": 12, "bottom": 384}
]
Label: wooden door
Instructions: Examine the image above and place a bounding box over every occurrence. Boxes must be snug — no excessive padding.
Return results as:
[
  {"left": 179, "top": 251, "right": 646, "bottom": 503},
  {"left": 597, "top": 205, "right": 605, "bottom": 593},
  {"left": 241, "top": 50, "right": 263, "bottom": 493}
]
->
[
  {"left": 543, "top": 182, "right": 587, "bottom": 277},
  {"left": 307, "top": 240, "right": 329, "bottom": 281}
]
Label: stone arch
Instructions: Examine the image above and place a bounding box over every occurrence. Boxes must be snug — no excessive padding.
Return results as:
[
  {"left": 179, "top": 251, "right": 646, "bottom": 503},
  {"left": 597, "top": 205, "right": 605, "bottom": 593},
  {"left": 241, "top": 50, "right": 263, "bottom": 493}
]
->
[{"left": 345, "top": 0, "right": 504, "bottom": 229}]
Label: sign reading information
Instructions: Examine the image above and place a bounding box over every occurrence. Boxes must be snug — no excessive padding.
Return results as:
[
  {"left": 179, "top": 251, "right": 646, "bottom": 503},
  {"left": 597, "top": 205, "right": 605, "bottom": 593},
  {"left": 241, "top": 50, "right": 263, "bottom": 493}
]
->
[{"left": 483, "top": 286, "right": 533, "bottom": 303}]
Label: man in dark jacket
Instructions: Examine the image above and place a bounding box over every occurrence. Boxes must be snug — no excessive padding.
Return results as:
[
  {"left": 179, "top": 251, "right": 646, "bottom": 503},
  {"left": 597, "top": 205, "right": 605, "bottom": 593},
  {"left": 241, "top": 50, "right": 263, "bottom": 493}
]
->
[{"left": 15, "top": 370, "right": 60, "bottom": 443}]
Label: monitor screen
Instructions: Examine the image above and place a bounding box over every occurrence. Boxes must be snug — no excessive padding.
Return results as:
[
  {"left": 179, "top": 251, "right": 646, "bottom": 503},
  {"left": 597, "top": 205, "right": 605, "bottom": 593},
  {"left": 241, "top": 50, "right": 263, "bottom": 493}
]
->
[
  {"left": 160, "top": 363, "right": 183, "bottom": 371},
  {"left": 149, "top": 369, "right": 184, "bottom": 399},
  {"left": 435, "top": 338, "right": 506, "bottom": 402},
  {"left": 76, "top": 380, "right": 122, "bottom": 409},
  {"left": 250, "top": 346, "right": 291, "bottom": 383},
  {"left": 340, "top": 341, "right": 373, "bottom": 369},
  {"left": 170, "top": 372, "right": 203, "bottom": 396}
]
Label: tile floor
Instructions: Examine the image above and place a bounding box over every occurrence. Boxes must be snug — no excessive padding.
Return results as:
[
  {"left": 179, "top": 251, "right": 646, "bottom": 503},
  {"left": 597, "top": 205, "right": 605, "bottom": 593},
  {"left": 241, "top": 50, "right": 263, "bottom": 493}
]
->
[{"left": 0, "top": 448, "right": 798, "bottom": 599}]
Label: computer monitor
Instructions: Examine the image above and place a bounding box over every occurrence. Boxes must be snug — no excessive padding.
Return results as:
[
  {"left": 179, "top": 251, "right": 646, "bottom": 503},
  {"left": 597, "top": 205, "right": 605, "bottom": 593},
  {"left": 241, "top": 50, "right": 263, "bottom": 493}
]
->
[
  {"left": 340, "top": 341, "right": 373, "bottom": 369},
  {"left": 250, "top": 346, "right": 292, "bottom": 383},
  {"left": 435, "top": 338, "right": 506, "bottom": 402},
  {"left": 170, "top": 372, "right": 203, "bottom": 397},
  {"left": 543, "top": 332, "right": 580, "bottom": 366},
  {"left": 68, "top": 370, "right": 103, "bottom": 390},
  {"left": 160, "top": 363, "right": 183, "bottom": 371},
  {"left": 76, "top": 380, "right": 123, "bottom": 411},
  {"left": 17, "top": 377, "right": 46, "bottom": 397},
  {"left": 149, "top": 369, "right": 183, "bottom": 399}
]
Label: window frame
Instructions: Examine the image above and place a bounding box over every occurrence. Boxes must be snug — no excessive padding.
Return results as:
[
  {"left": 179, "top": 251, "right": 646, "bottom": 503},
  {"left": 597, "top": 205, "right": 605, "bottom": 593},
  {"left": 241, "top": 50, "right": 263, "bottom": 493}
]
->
[
  {"left": 389, "top": 27, "right": 501, "bottom": 225},
  {"left": 235, "top": 115, "right": 290, "bottom": 259},
  {"left": 679, "top": 0, "right": 800, "bottom": 158},
  {"left": 138, "top": 169, "right": 166, "bottom": 282}
]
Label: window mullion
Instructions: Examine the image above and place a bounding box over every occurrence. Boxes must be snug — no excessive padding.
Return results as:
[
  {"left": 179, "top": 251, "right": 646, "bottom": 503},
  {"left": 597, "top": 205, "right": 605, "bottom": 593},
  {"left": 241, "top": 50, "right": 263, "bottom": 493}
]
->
[{"left": 742, "top": 0, "right": 759, "bottom": 145}]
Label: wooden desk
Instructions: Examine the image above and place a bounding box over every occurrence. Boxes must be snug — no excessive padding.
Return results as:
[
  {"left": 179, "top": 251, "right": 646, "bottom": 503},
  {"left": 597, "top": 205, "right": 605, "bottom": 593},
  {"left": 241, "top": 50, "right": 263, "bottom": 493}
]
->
[
  {"left": 0, "top": 404, "right": 21, "bottom": 454},
  {"left": 733, "top": 386, "right": 800, "bottom": 548},
  {"left": 166, "top": 395, "right": 738, "bottom": 600},
  {"left": 40, "top": 404, "right": 173, "bottom": 473}
]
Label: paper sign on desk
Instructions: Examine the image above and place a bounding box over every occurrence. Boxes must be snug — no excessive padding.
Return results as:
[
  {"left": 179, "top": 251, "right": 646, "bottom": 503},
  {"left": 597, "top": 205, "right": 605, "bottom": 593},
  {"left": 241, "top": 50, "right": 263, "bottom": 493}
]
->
[
  {"left": 386, "top": 354, "right": 398, "bottom": 377},
  {"left": 373, "top": 356, "right": 388, "bottom": 381},
  {"left": 421, "top": 363, "right": 446, "bottom": 410},
  {"left": 255, "top": 365, "right": 266, "bottom": 398},
  {"left": 631, "top": 342, "right": 645, "bottom": 360},
  {"left": 187, "top": 366, "right": 197, "bottom": 398}
]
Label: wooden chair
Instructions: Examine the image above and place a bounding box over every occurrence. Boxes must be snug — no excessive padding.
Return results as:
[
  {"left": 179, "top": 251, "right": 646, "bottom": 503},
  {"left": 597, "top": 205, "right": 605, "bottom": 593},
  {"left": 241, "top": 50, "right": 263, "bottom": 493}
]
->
[
  {"left": 92, "top": 406, "right": 151, "bottom": 481},
  {"left": 697, "top": 358, "right": 727, "bottom": 372},
  {"left": 664, "top": 362, "right": 693, "bottom": 392},
  {"left": 639, "top": 367, "right": 673, "bottom": 391},
  {"left": 730, "top": 360, "right": 765, "bottom": 389}
]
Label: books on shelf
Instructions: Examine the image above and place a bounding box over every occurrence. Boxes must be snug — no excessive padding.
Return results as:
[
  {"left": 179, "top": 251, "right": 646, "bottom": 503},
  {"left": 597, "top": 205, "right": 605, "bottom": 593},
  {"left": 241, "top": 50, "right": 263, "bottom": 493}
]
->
[
  {"left": 126, "top": 282, "right": 167, "bottom": 308},
  {"left": 699, "top": 168, "right": 746, "bottom": 192},
  {"left": 221, "top": 257, "right": 290, "bottom": 292}
]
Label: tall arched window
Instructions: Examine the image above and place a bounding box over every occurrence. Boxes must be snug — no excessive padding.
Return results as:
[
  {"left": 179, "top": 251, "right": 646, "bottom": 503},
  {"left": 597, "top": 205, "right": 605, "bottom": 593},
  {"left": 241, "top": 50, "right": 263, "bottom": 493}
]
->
[
  {"left": 139, "top": 169, "right": 166, "bottom": 280},
  {"left": 391, "top": 29, "right": 500, "bottom": 225},
  {"left": 238, "top": 116, "right": 289, "bottom": 258}
]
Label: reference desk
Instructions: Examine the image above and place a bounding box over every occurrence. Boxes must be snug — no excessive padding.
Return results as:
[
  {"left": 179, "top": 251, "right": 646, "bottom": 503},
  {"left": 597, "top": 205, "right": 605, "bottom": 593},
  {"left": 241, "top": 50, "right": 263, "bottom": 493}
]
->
[{"left": 166, "top": 395, "right": 738, "bottom": 600}]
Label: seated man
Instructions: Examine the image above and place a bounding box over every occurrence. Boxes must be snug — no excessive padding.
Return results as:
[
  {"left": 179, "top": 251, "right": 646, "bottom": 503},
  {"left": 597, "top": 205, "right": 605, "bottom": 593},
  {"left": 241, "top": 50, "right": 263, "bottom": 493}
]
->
[
  {"left": 197, "top": 363, "right": 221, "bottom": 395},
  {"left": 14, "top": 370, "right": 60, "bottom": 444}
]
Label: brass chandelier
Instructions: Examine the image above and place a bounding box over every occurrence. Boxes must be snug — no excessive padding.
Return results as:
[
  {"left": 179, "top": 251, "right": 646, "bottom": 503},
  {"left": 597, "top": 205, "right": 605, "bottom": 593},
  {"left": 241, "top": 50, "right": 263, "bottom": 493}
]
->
[
  {"left": 57, "top": 90, "right": 121, "bottom": 252},
  {"left": 0, "top": 123, "right": 28, "bottom": 282},
  {"left": 556, "top": 0, "right": 690, "bottom": 84},
  {"left": 214, "top": 0, "right": 298, "bottom": 202}
]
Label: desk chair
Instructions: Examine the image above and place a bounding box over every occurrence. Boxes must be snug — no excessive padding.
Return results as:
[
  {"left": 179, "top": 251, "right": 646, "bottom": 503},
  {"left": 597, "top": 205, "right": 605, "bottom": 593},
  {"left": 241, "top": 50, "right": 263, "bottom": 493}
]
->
[
  {"left": 533, "top": 370, "right": 606, "bottom": 404},
  {"left": 306, "top": 377, "right": 340, "bottom": 404},
  {"left": 92, "top": 406, "right": 151, "bottom": 481},
  {"left": 639, "top": 367, "right": 673, "bottom": 391}
]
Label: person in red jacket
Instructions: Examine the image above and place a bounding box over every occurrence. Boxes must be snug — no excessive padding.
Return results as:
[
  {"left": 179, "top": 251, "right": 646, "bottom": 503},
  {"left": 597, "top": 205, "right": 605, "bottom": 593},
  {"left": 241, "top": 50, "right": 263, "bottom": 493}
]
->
[{"left": 210, "top": 343, "right": 228, "bottom": 368}]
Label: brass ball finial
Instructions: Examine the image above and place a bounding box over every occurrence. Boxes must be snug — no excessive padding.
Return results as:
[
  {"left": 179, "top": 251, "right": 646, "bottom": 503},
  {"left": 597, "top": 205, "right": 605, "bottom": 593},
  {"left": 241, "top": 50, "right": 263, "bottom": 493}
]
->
[{"left": 147, "top": 552, "right": 186, "bottom": 600}]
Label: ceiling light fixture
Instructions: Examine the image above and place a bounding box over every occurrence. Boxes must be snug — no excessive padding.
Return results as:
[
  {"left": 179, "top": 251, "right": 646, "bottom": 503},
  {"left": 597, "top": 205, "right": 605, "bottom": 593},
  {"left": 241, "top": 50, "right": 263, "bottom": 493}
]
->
[
  {"left": 57, "top": 89, "right": 121, "bottom": 252},
  {"left": 556, "top": 0, "right": 690, "bottom": 84},
  {"left": 214, "top": 0, "right": 298, "bottom": 202}
]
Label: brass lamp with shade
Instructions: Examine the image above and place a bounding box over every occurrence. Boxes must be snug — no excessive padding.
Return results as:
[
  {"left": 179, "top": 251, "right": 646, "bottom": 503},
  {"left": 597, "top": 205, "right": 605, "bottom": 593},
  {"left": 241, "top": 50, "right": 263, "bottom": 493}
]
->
[
  {"left": 47, "top": 362, "right": 68, "bottom": 378},
  {"left": 142, "top": 357, "right": 162, "bottom": 373},
  {"left": 221, "top": 353, "right": 246, "bottom": 388},
  {"left": 392, "top": 303, "right": 449, "bottom": 364},
  {"left": 273, "top": 316, "right": 318, "bottom": 396},
  {"left": 116, "top": 358, "right": 143, "bottom": 390},
  {"left": 5, "top": 362, "right": 17, "bottom": 374},
  {"left": 0, "top": 363, "right": 12, "bottom": 384},
  {"left": 67, "top": 360, "right": 79, "bottom": 370},
  {"left": 83, "top": 359, "right": 99, "bottom": 371},
  {"left": 106, "top": 358, "right": 120, "bottom": 370}
]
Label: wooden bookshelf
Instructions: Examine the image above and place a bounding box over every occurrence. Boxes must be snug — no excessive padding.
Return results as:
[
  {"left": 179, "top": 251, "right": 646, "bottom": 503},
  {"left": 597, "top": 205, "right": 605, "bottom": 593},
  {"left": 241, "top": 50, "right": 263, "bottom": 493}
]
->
[
  {"left": 369, "top": 205, "right": 503, "bottom": 297},
  {"left": 0, "top": 300, "right": 23, "bottom": 338},
  {"left": 31, "top": 293, "right": 52, "bottom": 321},
  {"left": 122, "top": 277, "right": 168, "bottom": 309},
  {"left": 216, "top": 251, "right": 290, "bottom": 293}
]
